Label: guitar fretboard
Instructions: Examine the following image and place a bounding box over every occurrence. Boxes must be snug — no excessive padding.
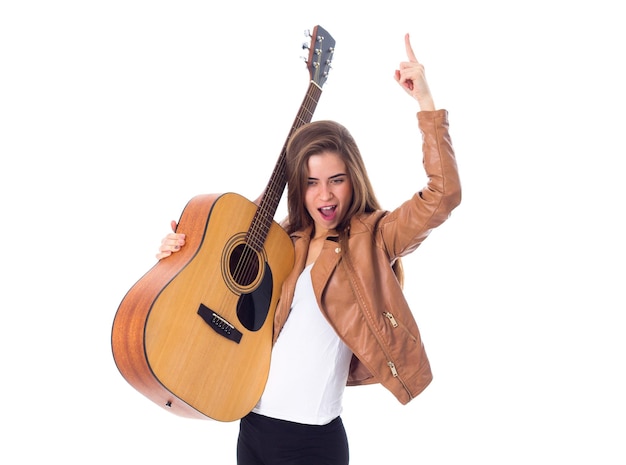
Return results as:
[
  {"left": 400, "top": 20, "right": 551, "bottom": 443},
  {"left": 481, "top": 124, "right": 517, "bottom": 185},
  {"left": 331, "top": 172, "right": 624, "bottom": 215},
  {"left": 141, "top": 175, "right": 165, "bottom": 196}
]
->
[{"left": 247, "top": 82, "right": 324, "bottom": 252}]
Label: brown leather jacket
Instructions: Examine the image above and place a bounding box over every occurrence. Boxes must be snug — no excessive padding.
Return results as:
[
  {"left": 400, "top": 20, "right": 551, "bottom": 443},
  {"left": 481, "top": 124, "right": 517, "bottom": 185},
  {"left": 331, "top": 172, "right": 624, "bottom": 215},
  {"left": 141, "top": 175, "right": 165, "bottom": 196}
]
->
[{"left": 272, "top": 110, "right": 461, "bottom": 404}]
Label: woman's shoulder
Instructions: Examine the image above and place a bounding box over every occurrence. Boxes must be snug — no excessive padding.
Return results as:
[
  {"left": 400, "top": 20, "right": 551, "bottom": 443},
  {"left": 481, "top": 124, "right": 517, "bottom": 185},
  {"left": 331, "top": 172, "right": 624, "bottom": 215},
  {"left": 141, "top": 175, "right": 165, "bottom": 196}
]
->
[{"left": 349, "top": 210, "right": 389, "bottom": 233}]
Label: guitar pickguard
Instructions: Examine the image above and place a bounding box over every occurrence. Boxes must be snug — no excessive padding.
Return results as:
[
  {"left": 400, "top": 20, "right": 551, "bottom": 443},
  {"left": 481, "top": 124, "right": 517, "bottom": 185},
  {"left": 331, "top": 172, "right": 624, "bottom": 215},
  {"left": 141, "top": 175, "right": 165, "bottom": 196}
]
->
[{"left": 236, "top": 262, "right": 273, "bottom": 331}]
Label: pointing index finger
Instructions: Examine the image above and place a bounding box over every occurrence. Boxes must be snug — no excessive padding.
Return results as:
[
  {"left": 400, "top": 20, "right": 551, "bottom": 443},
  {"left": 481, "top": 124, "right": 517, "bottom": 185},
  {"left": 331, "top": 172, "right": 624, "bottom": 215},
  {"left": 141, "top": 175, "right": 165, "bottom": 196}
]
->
[{"left": 405, "top": 33, "right": 418, "bottom": 63}]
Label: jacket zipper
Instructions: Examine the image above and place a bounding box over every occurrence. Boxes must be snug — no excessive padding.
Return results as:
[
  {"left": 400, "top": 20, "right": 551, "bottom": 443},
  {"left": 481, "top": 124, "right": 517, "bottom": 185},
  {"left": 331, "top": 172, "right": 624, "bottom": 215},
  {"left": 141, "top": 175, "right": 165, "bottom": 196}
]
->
[
  {"left": 342, "top": 255, "right": 412, "bottom": 399},
  {"left": 383, "top": 311, "right": 417, "bottom": 343},
  {"left": 383, "top": 315, "right": 401, "bottom": 379},
  {"left": 388, "top": 361, "right": 399, "bottom": 377},
  {"left": 383, "top": 311, "right": 399, "bottom": 327}
]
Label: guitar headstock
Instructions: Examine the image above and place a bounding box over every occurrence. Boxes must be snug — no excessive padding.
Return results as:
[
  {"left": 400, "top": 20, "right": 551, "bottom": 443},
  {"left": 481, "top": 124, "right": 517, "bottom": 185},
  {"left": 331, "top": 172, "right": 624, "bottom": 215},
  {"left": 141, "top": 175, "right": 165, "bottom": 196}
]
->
[{"left": 304, "top": 25, "right": 335, "bottom": 88}]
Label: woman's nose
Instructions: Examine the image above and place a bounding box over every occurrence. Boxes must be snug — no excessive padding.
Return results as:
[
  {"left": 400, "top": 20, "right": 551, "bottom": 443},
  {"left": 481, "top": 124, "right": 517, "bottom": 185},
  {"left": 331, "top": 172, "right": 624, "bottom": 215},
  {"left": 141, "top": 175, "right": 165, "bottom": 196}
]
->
[{"left": 319, "top": 184, "right": 334, "bottom": 201}]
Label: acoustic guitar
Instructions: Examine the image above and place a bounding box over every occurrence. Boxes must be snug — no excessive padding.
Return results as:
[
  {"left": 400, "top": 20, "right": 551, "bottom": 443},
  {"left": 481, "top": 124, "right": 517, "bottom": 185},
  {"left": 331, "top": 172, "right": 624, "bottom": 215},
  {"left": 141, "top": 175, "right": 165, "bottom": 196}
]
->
[{"left": 111, "top": 26, "right": 335, "bottom": 422}]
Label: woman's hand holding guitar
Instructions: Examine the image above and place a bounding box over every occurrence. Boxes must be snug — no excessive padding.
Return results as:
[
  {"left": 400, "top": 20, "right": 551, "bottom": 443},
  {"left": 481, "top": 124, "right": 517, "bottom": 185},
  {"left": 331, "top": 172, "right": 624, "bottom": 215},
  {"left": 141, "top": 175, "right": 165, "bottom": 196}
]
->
[{"left": 156, "top": 220, "right": 186, "bottom": 260}]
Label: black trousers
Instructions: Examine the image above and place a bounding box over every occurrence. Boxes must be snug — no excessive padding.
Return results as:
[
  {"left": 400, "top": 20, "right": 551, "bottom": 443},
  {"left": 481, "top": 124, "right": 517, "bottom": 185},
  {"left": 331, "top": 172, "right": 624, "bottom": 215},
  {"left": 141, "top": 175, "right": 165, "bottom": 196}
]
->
[{"left": 237, "top": 412, "right": 349, "bottom": 465}]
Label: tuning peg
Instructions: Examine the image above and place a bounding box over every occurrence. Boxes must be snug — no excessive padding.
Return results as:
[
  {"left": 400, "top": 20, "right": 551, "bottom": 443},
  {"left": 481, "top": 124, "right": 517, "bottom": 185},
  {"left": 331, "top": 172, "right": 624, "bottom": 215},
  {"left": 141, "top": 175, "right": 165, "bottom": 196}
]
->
[{"left": 302, "top": 42, "right": 310, "bottom": 51}]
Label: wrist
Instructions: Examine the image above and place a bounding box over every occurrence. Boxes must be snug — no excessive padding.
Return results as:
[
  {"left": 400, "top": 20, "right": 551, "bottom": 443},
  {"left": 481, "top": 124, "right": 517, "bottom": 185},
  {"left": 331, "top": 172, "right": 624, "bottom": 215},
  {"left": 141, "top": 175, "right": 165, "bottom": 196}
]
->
[{"left": 417, "top": 95, "right": 435, "bottom": 111}]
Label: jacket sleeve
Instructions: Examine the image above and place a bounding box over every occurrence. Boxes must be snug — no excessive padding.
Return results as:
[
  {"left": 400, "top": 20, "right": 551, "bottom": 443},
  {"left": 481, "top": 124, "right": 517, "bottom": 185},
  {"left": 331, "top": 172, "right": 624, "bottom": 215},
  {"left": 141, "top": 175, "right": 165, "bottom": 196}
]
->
[{"left": 377, "top": 109, "right": 461, "bottom": 259}]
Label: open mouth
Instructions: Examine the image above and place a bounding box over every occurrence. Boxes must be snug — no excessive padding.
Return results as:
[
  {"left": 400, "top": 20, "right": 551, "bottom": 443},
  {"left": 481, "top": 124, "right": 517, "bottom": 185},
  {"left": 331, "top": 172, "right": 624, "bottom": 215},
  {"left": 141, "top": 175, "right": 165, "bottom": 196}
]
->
[{"left": 319, "top": 205, "right": 337, "bottom": 220}]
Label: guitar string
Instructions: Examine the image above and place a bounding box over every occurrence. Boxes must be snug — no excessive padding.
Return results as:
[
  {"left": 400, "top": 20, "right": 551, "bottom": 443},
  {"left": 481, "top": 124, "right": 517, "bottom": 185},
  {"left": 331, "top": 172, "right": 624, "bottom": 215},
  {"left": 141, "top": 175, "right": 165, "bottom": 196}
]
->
[
  {"left": 236, "top": 44, "right": 330, "bottom": 287},
  {"left": 233, "top": 85, "right": 322, "bottom": 292},
  {"left": 234, "top": 87, "right": 317, "bottom": 288},
  {"left": 229, "top": 36, "right": 331, "bottom": 327}
]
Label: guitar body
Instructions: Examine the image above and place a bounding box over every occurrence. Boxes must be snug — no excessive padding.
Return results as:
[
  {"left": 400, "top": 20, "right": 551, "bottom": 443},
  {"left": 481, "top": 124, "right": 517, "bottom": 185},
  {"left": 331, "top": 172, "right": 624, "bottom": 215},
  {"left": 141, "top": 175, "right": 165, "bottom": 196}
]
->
[
  {"left": 112, "top": 193, "right": 293, "bottom": 421},
  {"left": 111, "top": 25, "right": 335, "bottom": 422}
]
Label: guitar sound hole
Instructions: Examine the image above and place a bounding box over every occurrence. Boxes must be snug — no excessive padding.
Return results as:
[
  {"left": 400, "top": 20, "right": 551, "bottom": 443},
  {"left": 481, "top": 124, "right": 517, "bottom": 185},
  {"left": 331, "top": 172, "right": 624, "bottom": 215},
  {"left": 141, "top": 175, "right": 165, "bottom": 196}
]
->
[{"left": 229, "top": 244, "right": 260, "bottom": 287}]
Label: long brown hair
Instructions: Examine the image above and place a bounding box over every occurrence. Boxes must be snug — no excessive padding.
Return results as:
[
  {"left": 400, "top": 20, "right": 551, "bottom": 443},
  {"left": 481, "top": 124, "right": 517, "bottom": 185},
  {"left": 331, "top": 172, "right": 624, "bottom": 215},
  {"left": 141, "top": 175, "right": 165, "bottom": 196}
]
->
[
  {"left": 284, "top": 120, "right": 404, "bottom": 285},
  {"left": 284, "top": 120, "right": 379, "bottom": 234}
]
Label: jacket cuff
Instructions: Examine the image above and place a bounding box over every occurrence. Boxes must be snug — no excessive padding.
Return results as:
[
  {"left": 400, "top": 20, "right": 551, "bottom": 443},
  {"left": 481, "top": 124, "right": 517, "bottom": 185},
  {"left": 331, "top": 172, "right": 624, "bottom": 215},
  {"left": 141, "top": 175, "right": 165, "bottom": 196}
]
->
[{"left": 417, "top": 109, "right": 448, "bottom": 122}]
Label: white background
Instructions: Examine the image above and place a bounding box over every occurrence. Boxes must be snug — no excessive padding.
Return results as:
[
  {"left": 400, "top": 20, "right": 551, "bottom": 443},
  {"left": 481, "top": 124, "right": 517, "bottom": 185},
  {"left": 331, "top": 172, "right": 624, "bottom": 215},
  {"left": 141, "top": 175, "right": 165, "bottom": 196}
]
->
[{"left": 2, "top": 1, "right": 625, "bottom": 463}]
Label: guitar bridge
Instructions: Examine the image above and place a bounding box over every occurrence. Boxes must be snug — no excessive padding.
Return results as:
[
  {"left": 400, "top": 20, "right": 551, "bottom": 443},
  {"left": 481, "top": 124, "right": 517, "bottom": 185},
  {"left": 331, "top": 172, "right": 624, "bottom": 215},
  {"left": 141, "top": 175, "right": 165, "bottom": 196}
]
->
[{"left": 197, "top": 303, "right": 243, "bottom": 344}]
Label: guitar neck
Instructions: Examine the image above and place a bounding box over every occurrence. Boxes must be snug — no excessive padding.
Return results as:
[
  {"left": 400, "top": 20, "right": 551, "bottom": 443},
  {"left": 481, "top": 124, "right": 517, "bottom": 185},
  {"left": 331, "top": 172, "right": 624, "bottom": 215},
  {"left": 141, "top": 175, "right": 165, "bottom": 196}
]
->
[
  {"left": 248, "top": 81, "right": 323, "bottom": 251},
  {"left": 247, "top": 25, "right": 335, "bottom": 252},
  {"left": 262, "top": 83, "right": 324, "bottom": 211}
]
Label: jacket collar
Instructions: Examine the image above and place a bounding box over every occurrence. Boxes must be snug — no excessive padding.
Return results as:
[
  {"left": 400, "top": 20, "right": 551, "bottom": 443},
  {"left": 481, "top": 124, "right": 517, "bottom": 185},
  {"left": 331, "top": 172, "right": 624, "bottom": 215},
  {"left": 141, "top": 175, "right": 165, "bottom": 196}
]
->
[{"left": 290, "top": 224, "right": 340, "bottom": 242}]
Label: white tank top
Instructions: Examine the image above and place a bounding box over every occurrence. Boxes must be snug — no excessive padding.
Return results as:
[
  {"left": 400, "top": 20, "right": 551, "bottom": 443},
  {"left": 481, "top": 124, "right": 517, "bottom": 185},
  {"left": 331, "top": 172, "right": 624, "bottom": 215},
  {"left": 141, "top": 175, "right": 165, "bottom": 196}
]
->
[{"left": 252, "top": 264, "right": 353, "bottom": 425}]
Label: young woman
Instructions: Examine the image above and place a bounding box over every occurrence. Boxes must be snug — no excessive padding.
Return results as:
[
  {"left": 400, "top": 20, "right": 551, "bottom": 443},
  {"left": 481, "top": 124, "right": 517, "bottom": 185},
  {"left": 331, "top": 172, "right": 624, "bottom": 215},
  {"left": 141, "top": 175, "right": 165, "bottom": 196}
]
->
[{"left": 157, "top": 33, "right": 461, "bottom": 465}]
